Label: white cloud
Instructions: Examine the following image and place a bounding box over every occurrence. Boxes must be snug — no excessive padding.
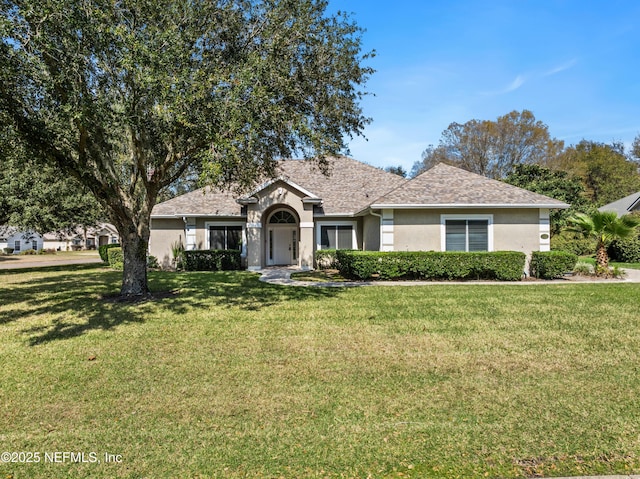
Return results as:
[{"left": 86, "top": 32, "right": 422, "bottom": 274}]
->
[
  {"left": 543, "top": 59, "right": 578, "bottom": 76},
  {"left": 505, "top": 75, "right": 526, "bottom": 92},
  {"left": 481, "top": 74, "right": 527, "bottom": 96}
]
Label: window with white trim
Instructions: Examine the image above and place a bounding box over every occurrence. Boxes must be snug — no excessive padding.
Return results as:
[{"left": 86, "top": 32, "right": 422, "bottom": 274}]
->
[
  {"left": 209, "top": 225, "right": 242, "bottom": 250},
  {"left": 441, "top": 215, "right": 493, "bottom": 252},
  {"left": 14, "top": 240, "right": 21, "bottom": 252},
  {"left": 320, "top": 225, "right": 353, "bottom": 250}
]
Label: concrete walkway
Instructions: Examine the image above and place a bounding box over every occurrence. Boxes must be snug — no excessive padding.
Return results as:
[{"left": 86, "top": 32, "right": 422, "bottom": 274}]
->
[{"left": 258, "top": 266, "right": 640, "bottom": 287}]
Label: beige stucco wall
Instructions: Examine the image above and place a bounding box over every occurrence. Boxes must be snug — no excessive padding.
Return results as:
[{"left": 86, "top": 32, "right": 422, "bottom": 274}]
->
[
  {"left": 149, "top": 218, "right": 185, "bottom": 268},
  {"left": 362, "top": 214, "right": 380, "bottom": 251},
  {"left": 392, "top": 208, "right": 540, "bottom": 255}
]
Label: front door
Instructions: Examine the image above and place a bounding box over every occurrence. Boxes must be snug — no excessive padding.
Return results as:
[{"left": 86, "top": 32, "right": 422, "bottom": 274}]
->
[{"left": 268, "top": 227, "right": 297, "bottom": 266}]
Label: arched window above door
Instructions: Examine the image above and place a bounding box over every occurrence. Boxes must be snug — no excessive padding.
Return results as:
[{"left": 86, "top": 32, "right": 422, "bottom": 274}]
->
[{"left": 268, "top": 210, "right": 296, "bottom": 224}]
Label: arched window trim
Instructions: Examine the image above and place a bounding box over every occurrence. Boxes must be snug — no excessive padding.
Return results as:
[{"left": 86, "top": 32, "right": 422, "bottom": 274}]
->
[{"left": 268, "top": 210, "right": 297, "bottom": 224}]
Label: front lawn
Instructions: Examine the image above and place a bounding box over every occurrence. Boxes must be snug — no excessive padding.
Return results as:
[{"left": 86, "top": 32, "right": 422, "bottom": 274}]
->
[{"left": 1, "top": 266, "right": 640, "bottom": 478}]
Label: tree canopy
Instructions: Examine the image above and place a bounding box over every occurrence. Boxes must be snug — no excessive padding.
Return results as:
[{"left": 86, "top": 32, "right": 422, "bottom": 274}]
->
[
  {"left": 0, "top": 121, "right": 103, "bottom": 232},
  {"left": 1, "top": 0, "right": 373, "bottom": 295},
  {"left": 384, "top": 165, "right": 407, "bottom": 178},
  {"left": 503, "top": 163, "right": 591, "bottom": 235},
  {"left": 549, "top": 140, "right": 640, "bottom": 206},
  {"left": 412, "top": 110, "right": 564, "bottom": 179}
]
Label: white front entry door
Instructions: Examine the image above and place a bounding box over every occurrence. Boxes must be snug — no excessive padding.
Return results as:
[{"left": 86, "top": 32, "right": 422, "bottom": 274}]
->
[{"left": 269, "top": 227, "right": 297, "bottom": 266}]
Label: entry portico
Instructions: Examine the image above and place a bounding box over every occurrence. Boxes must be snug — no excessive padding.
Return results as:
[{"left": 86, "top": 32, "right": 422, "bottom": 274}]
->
[{"left": 238, "top": 175, "right": 319, "bottom": 270}]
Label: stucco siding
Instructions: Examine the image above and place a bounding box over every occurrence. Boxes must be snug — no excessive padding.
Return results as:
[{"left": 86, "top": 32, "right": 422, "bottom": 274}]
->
[
  {"left": 149, "top": 218, "right": 185, "bottom": 268},
  {"left": 392, "top": 208, "right": 541, "bottom": 254},
  {"left": 393, "top": 210, "right": 440, "bottom": 251},
  {"left": 492, "top": 209, "right": 539, "bottom": 253},
  {"left": 362, "top": 214, "right": 380, "bottom": 251}
]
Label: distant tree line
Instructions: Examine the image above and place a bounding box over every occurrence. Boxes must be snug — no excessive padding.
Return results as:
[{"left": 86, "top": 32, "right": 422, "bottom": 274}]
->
[{"left": 409, "top": 109, "right": 640, "bottom": 210}]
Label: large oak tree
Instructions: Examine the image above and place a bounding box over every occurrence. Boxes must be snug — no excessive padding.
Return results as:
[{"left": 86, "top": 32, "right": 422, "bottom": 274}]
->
[{"left": 1, "top": 0, "right": 372, "bottom": 296}]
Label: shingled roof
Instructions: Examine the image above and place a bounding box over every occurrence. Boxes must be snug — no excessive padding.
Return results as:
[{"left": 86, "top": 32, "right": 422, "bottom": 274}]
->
[
  {"left": 599, "top": 191, "right": 640, "bottom": 216},
  {"left": 151, "top": 156, "right": 407, "bottom": 217},
  {"left": 274, "top": 156, "right": 406, "bottom": 215},
  {"left": 370, "top": 163, "right": 570, "bottom": 209}
]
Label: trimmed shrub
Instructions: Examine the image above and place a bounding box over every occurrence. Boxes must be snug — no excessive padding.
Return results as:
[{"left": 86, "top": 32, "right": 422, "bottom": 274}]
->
[
  {"left": 2, "top": 247, "right": 14, "bottom": 254},
  {"left": 335, "top": 250, "right": 526, "bottom": 281},
  {"left": 99, "top": 243, "right": 121, "bottom": 262},
  {"left": 107, "top": 247, "right": 124, "bottom": 270},
  {"left": 608, "top": 237, "right": 640, "bottom": 263},
  {"left": 182, "top": 250, "right": 242, "bottom": 271},
  {"left": 315, "top": 249, "right": 339, "bottom": 269},
  {"left": 529, "top": 251, "right": 578, "bottom": 279}
]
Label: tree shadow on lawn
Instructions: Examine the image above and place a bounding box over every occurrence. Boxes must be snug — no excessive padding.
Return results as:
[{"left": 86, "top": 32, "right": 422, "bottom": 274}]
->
[
  {"left": 1, "top": 266, "right": 344, "bottom": 345},
  {"left": 147, "top": 270, "right": 345, "bottom": 314},
  {"left": 0, "top": 264, "right": 143, "bottom": 345}
]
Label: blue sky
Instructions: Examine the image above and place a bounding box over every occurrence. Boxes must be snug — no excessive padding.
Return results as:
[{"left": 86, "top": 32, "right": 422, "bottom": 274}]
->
[{"left": 327, "top": 0, "right": 640, "bottom": 172}]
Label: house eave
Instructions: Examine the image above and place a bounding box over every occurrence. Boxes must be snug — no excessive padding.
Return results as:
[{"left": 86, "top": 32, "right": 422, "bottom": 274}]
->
[
  {"left": 368, "top": 203, "right": 570, "bottom": 210},
  {"left": 151, "top": 213, "right": 245, "bottom": 219}
]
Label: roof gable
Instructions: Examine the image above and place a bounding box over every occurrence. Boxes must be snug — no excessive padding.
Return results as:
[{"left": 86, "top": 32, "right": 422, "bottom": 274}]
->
[
  {"left": 371, "top": 163, "right": 570, "bottom": 209},
  {"left": 237, "top": 176, "right": 321, "bottom": 205}
]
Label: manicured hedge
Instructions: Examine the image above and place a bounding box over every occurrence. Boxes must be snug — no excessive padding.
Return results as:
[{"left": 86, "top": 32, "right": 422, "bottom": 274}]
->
[
  {"left": 99, "top": 243, "right": 121, "bottom": 262},
  {"left": 107, "top": 247, "right": 124, "bottom": 270},
  {"left": 529, "top": 251, "right": 578, "bottom": 279},
  {"left": 608, "top": 237, "right": 640, "bottom": 263},
  {"left": 335, "top": 250, "right": 526, "bottom": 281},
  {"left": 182, "top": 250, "right": 242, "bottom": 271}
]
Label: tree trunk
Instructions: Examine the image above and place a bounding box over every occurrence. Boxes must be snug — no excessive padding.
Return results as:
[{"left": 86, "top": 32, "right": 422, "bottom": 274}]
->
[
  {"left": 118, "top": 219, "right": 151, "bottom": 297},
  {"left": 596, "top": 240, "right": 609, "bottom": 273}
]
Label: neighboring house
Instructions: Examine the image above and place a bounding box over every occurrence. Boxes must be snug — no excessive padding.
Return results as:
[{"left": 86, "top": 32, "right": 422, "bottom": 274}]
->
[
  {"left": 43, "top": 223, "right": 120, "bottom": 251},
  {"left": 0, "top": 226, "right": 43, "bottom": 253},
  {"left": 598, "top": 191, "right": 640, "bottom": 216},
  {"left": 149, "top": 157, "right": 569, "bottom": 270},
  {"left": 1, "top": 223, "right": 119, "bottom": 253}
]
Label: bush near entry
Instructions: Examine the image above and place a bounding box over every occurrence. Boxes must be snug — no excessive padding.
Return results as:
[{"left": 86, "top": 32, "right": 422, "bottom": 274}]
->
[{"left": 182, "top": 250, "right": 242, "bottom": 271}]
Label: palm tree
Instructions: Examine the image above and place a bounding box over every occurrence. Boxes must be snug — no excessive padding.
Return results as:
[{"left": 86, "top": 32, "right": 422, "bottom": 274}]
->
[{"left": 567, "top": 211, "right": 639, "bottom": 273}]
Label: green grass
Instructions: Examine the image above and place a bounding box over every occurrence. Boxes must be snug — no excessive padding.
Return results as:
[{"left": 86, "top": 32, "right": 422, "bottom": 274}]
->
[{"left": 1, "top": 265, "right": 640, "bottom": 478}]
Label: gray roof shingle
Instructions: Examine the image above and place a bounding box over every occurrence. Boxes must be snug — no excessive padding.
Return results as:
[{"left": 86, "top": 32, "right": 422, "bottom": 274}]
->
[
  {"left": 371, "top": 163, "right": 570, "bottom": 208},
  {"left": 151, "top": 156, "right": 407, "bottom": 217}
]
